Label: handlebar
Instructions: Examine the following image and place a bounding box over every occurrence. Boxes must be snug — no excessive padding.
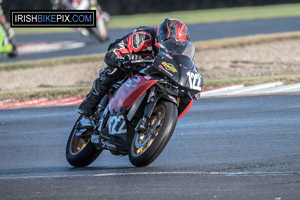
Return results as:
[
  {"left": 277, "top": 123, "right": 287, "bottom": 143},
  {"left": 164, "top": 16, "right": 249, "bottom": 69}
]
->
[
  {"left": 127, "top": 59, "right": 154, "bottom": 64},
  {"left": 120, "top": 59, "right": 154, "bottom": 70}
]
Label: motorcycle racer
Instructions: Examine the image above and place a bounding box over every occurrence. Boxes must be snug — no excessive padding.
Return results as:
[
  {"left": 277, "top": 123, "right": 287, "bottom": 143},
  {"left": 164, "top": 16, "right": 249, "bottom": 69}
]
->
[
  {"left": 78, "top": 18, "right": 191, "bottom": 117},
  {"left": 51, "top": 0, "right": 110, "bottom": 21},
  {"left": 51, "top": 0, "right": 110, "bottom": 37}
]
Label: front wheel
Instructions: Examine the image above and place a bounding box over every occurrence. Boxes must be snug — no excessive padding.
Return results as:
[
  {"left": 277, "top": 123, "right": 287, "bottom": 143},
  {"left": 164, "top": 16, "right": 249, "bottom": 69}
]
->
[
  {"left": 66, "top": 115, "right": 102, "bottom": 167},
  {"left": 129, "top": 100, "right": 178, "bottom": 167}
]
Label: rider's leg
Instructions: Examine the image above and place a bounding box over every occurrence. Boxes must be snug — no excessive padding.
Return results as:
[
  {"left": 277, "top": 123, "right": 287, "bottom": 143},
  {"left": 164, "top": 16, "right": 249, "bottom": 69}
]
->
[{"left": 77, "top": 65, "right": 123, "bottom": 117}]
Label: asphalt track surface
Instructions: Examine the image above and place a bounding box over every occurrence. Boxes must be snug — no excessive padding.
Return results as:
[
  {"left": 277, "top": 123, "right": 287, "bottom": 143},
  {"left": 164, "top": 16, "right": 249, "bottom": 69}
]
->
[
  {"left": 1, "top": 18, "right": 300, "bottom": 199},
  {"left": 2, "top": 16, "right": 300, "bottom": 62},
  {"left": 1, "top": 94, "right": 300, "bottom": 199}
]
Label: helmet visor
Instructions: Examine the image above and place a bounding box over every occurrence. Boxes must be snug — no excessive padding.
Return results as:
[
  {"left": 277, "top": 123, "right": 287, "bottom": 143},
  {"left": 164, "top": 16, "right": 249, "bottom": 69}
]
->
[{"left": 160, "top": 39, "right": 195, "bottom": 60}]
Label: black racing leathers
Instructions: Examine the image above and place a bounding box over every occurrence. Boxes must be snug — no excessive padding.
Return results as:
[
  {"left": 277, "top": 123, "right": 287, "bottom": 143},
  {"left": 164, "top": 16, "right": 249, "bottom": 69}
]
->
[
  {"left": 104, "top": 26, "right": 157, "bottom": 67},
  {"left": 78, "top": 26, "right": 158, "bottom": 116}
]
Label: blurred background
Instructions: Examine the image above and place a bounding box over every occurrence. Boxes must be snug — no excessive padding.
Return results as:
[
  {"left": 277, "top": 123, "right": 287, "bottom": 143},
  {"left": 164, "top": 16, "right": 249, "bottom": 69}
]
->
[
  {"left": 1, "top": 0, "right": 300, "bottom": 101},
  {"left": 2, "top": 0, "right": 300, "bottom": 16},
  {"left": 1, "top": 0, "right": 300, "bottom": 64}
]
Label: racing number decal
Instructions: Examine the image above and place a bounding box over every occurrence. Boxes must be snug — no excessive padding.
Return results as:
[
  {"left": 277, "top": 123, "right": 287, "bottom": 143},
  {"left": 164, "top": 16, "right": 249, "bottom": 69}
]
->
[
  {"left": 109, "top": 115, "right": 127, "bottom": 135},
  {"left": 187, "top": 71, "right": 202, "bottom": 91}
]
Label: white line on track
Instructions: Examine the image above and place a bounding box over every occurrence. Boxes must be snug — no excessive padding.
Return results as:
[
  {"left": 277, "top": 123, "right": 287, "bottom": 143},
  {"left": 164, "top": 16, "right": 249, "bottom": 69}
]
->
[
  {"left": 249, "top": 83, "right": 300, "bottom": 94},
  {"left": 226, "top": 82, "right": 284, "bottom": 95},
  {"left": 200, "top": 81, "right": 300, "bottom": 97},
  {"left": 0, "top": 171, "right": 298, "bottom": 180},
  {"left": 202, "top": 85, "right": 244, "bottom": 95}
]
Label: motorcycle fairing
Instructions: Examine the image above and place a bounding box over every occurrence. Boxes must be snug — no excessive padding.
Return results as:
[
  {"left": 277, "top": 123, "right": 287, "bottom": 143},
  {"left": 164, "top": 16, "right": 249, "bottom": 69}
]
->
[
  {"left": 177, "top": 99, "right": 193, "bottom": 121},
  {"left": 95, "top": 107, "right": 130, "bottom": 153},
  {"left": 101, "top": 114, "right": 129, "bottom": 153},
  {"left": 75, "top": 117, "right": 94, "bottom": 138},
  {"left": 109, "top": 74, "right": 157, "bottom": 112},
  {"left": 151, "top": 53, "right": 203, "bottom": 96}
]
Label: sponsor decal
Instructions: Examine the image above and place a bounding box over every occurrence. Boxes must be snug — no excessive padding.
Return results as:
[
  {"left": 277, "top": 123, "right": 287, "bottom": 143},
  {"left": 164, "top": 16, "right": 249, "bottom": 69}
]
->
[
  {"left": 100, "top": 133, "right": 111, "bottom": 141},
  {"left": 130, "top": 82, "right": 137, "bottom": 89},
  {"left": 161, "top": 61, "right": 177, "bottom": 73},
  {"left": 144, "top": 75, "right": 152, "bottom": 80},
  {"left": 166, "top": 54, "right": 173, "bottom": 59},
  {"left": 132, "top": 75, "right": 141, "bottom": 83},
  {"left": 125, "top": 79, "right": 137, "bottom": 89},
  {"left": 193, "top": 67, "right": 199, "bottom": 73},
  {"left": 158, "top": 64, "right": 173, "bottom": 77},
  {"left": 101, "top": 139, "right": 117, "bottom": 149},
  {"left": 168, "top": 95, "right": 176, "bottom": 101},
  {"left": 125, "top": 79, "right": 132, "bottom": 87}
]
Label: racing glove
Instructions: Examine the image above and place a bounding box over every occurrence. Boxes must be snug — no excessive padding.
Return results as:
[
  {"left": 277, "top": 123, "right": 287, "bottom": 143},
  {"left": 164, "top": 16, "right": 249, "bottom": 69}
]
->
[
  {"left": 119, "top": 54, "right": 143, "bottom": 70},
  {"left": 124, "top": 54, "right": 142, "bottom": 62}
]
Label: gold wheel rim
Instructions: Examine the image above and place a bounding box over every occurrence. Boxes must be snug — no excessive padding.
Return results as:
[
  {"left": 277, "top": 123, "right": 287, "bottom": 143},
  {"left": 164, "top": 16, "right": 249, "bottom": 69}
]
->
[
  {"left": 133, "top": 104, "right": 165, "bottom": 156},
  {"left": 69, "top": 120, "right": 93, "bottom": 155}
]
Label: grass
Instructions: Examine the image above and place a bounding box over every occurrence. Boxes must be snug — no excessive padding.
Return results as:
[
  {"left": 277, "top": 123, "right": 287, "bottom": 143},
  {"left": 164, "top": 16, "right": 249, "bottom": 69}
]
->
[
  {"left": 107, "top": 3, "right": 300, "bottom": 29},
  {"left": 2, "top": 74, "right": 300, "bottom": 103},
  {"left": 1, "top": 31, "right": 300, "bottom": 72},
  {"left": 14, "top": 3, "right": 300, "bottom": 35},
  {"left": 192, "top": 32, "right": 300, "bottom": 51},
  {"left": 0, "top": 87, "right": 90, "bottom": 102},
  {"left": 1, "top": 32, "right": 300, "bottom": 102},
  {"left": 0, "top": 53, "right": 104, "bottom": 71}
]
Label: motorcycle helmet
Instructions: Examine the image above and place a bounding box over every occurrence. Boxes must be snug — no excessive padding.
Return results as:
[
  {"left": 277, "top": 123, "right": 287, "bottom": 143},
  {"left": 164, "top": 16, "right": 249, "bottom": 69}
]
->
[{"left": 157, "top": 18, "right": 190, "bottom": 43}]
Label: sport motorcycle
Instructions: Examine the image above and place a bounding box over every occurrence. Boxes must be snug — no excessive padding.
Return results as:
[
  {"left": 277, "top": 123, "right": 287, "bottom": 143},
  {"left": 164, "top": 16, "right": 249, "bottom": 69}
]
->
[{"left": 66, "top": 39, "right": 203, "bottom": 167}]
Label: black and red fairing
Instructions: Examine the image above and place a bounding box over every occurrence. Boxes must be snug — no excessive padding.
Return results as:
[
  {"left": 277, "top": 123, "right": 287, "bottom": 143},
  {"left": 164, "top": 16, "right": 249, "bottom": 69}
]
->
[
  {"left": 145, "top": 40, "right": 202, "bottom": 97},
  {"left": 107, "top": 72, "right": 194, "bottom": 121},
  {"left": 177, "top": 99, "right": 193, "bottom": 121},
  {"left": 145, "top": 39, "right": 202, "bottom": 120},
  {"left": 108, "top": 74, "right": 157, "bottom": 112}
]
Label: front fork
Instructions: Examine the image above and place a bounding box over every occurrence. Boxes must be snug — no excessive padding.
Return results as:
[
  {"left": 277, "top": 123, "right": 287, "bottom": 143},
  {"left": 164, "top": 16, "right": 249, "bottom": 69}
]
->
[
  {"left": 138, "top": 87, "right": 157, "bottom": 132},
  {"left": 137, "top": 86, "right": 178, "bottom": 132}
]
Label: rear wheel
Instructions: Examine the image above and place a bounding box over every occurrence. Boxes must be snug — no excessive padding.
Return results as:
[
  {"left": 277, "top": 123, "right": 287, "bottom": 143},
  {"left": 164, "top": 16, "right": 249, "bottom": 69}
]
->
[
  {"left": 66, "top": 115, "right": 102, "bottom": 167},
  {"left": 129, "top": 100, "right": 178, "bottom": 167}
]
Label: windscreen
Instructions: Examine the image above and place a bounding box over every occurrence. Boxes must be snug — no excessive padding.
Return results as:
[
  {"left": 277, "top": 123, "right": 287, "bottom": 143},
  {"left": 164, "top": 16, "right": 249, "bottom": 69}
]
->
[{"left": 159, "top": 39, "right": 195, "bottom": 60}]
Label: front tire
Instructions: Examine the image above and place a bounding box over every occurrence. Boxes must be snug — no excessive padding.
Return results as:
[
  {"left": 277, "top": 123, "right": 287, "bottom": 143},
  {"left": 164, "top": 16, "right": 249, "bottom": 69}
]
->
[
  {"left": 66, "top": 115, "right": 102, "bottom": 167},
  {"left": 129, "top": 100, "right": 178, "bottom": 167}
]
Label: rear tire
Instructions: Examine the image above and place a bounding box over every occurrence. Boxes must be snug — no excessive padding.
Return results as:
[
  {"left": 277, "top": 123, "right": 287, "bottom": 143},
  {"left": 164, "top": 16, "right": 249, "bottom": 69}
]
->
[
  {"left": 66, "top": 115, "right": 102, "bottom": 167},
  {"left": 129, "top": 100, "right": 178, "bottom": 167}
]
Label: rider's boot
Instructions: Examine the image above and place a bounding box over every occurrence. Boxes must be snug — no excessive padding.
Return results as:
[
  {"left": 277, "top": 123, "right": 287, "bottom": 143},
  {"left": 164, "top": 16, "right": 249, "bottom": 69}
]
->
[
  {"left": 77, "top": 65, "right": 122, "bottom": 117},
  {"left": 77, "top": 78, "right": 106, "bottom": 117},
  {"left": 78, "top": 65, "right": 122, "bottom": 117},
  {"left": 77, "top": 91, "right": 103, "bottom": 117}
]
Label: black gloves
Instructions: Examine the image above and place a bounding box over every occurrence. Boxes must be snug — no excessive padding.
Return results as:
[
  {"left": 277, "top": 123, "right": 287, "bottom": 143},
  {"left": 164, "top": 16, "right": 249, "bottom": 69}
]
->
[
  {"left": 124, "top": 54, "right": 142, "bottom": 62},
  {"left": 119, "top": 54, "right": 143, "bottom": 69}
]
